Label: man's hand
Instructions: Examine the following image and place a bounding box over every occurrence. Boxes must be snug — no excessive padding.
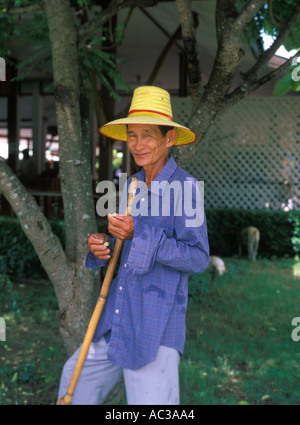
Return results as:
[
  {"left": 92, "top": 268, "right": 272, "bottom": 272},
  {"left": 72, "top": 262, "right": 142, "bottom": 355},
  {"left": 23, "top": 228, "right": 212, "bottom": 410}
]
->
[
  {"left": 87, "top": 233, "right": 111, "bottom": 260},
  {"left": 108, "top": 213, "right": 134, "bottom": 241}
]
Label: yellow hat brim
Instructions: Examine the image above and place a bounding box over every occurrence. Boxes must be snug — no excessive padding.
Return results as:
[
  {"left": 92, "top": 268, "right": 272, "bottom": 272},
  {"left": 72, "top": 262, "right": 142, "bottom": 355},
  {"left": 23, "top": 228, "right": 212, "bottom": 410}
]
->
[{"left": 99, "top": 116, "right": 197, "bottom": 146}]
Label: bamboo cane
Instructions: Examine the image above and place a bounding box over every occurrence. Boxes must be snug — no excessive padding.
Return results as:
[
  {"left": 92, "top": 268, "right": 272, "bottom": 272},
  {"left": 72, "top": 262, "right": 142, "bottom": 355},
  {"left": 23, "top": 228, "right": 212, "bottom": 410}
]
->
[{"left": 57, "top": 177, "right": 138, "bottom": 405}]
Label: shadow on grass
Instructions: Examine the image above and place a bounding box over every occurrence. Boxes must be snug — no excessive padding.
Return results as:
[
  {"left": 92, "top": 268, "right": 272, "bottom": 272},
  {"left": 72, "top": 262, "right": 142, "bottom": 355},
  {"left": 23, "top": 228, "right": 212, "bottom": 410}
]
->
[{"left": 1, "top": 257, "right": 300, "bottom": 405}]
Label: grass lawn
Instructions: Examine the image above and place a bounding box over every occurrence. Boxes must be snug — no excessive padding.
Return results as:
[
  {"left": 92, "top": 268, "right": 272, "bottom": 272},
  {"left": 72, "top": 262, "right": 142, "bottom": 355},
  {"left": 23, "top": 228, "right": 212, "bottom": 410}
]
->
[{"left": 1, "top": 257, "right": 300, "bottom": 405}]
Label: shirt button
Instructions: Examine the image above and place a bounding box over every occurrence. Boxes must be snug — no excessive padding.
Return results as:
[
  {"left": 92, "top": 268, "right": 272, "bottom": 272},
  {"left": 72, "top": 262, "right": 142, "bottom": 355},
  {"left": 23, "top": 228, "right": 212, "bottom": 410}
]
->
[
  {"left": 115, "top": 309, "right": 119, "bottom": 314},
  {"left": 119, "top": 286, "right": 123, "bottom": 291},
  {"left": 124, "top": 263, "right": 127, "bottom": 268},
  {"left": 141, "top": 197, "right": 145, "bottom": 202}
]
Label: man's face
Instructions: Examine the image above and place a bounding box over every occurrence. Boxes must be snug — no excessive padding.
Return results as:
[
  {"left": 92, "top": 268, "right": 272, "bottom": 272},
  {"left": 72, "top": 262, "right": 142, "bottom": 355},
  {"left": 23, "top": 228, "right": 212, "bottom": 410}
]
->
[{"left": 126, "top": 124, "right": 175, "bottom": 169}]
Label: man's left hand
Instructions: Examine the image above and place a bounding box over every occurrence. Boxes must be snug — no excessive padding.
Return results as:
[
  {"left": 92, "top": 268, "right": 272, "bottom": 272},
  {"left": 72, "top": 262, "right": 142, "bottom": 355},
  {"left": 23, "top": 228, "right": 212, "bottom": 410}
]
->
[{"left": 108, "top": 213, "right": 134, "bottom": 241}]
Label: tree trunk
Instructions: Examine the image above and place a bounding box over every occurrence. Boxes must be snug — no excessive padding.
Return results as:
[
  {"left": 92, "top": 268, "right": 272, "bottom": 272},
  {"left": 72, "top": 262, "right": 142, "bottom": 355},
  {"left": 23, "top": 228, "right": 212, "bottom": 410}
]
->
[
  {"left": 42, "top": 0, "right": 100, "bottom": 354},
  {"left": 0, "top": 0, "right": 100, "bottom": 357},
  {"left": 1, "top": 0, "right": 99, "bottom": 356}
]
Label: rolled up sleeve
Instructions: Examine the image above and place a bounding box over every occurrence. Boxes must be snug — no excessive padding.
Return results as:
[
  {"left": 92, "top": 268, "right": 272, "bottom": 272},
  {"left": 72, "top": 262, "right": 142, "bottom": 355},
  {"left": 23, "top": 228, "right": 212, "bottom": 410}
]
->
[{"left": 85, "top": 236, "right": 116, "bottom": 269}]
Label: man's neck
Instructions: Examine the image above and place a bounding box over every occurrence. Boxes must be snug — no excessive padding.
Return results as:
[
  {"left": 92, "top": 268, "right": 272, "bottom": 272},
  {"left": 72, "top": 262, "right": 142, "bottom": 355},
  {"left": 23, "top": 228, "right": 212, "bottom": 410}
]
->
[{"left": 144, "top": 154, "right": 169, "bottom": 187}]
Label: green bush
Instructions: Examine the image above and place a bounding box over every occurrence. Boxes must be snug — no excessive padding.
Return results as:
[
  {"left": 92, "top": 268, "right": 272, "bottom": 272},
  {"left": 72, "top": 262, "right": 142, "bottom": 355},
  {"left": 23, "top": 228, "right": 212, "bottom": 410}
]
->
[
  {"left": 206, "top": 208, "right": 298, "bottom": 258},
  {"left": 288, "top": 211, "right": 300, "bottom": 254},
  {"left": 0, "top": 209, "right": 299, "bottom": 279},
  {"left": 0, "top": 216, "right": 108, "bottom": 279}
]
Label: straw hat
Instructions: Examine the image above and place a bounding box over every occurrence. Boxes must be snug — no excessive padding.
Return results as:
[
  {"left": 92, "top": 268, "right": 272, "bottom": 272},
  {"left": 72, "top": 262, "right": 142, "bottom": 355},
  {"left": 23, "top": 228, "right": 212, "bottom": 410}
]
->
[{"left": 99, "top": 86, "right": 197, "bottom": 146}]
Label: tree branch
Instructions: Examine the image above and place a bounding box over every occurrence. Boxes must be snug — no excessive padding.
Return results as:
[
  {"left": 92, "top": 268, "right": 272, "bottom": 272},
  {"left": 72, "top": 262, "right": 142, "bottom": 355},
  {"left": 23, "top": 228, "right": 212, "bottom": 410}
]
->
[
  {"left": 4, "top": 1, "right": 44, "bottom": 15},
  {"left": 176, "top": 0, "right": 203, "bottom": 111},
  {"left": 0, "top": 158, "right": 74, "bottom": 310},
  {"left": 200, "top": 0, "right": 266, "bottom": 106},
  {"left": 222, "top": 50, "right": 300, "bottom": 111},
  {"left": 243, "top": 0, "right": 300, "bottom": 81},
  {"left": 268, "top": 0, "right": 282, "bottom": 27},
  {"left": 234, "top": 0, "right": 266, "bottom": 34},
  {"left": 215, "top": 0, "right": 237, "bottom": 43},
  {"left": 214, "top": 0, "right": 266, "bottom": 43},
  {"left": 173, "top": 0, "right": 268, "bottom": 168}
]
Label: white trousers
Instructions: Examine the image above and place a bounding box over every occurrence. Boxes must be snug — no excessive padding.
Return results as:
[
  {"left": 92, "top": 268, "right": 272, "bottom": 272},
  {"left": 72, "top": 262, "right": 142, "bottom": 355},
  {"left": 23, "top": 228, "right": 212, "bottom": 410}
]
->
[{"left": 58, "top": 337, "right": 180, "bottom": 405}]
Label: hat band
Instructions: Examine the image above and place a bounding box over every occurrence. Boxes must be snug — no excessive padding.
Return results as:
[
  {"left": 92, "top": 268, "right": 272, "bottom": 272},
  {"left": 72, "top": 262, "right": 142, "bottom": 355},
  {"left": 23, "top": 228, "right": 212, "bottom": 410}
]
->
[{"left": 128, "top": 109, "right": 173, "bottom": 122}]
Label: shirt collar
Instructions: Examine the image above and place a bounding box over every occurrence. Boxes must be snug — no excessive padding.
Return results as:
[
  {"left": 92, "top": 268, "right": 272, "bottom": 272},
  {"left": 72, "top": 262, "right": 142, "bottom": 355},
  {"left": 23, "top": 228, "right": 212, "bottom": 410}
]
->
[{"left": 137, "top": 155, "right": 178, "bottom": 196}]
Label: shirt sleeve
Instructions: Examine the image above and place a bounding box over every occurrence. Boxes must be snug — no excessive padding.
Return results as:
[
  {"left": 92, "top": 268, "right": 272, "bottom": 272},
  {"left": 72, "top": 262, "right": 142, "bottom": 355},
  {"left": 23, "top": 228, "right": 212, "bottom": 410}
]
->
[
  {"left": 85, "top": 236, "right": 116, "bottom": 269},
  {"left": 126, "top": 175, "right": 209, "bottom": 276}
]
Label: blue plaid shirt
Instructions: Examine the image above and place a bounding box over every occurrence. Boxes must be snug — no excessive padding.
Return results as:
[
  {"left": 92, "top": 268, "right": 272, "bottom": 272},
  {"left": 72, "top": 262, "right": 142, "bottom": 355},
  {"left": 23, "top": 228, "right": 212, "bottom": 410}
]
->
[{"left": 86, "top": 155, "right": 209, "bottom": 370}]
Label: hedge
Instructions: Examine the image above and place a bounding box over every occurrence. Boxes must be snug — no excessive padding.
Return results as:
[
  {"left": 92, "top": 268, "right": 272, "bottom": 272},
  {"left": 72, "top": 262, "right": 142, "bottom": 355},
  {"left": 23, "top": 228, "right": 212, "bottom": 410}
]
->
[
  {"left": 0, "top": 216, "right": 107, "bottom": 279},
  {"left": 0, "top": 209, "right": 299, "bottom": 278},
  {"left": 206, "top": 208, "right": 299, "bottom": 258}
]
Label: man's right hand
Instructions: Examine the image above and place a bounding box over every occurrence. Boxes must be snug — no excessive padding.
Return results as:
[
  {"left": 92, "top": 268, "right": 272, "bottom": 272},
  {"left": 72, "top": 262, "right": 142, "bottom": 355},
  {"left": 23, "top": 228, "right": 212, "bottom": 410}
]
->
[{"left": 87, "top": 233, "right": 111, "bottom": 260}]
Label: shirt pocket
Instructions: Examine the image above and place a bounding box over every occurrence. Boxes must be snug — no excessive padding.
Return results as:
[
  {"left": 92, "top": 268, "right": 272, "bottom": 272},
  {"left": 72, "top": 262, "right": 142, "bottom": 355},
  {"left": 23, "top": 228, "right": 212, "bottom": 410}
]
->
[{"left": 142, "top": 215, "right": 174, "bottom": 238}]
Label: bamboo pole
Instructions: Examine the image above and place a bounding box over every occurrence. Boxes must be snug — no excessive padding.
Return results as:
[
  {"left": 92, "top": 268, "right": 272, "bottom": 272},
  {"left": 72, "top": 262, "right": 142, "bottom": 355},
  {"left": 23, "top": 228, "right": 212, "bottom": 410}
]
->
[{"left": 57, "top": 177, "right": 138, "bottom": 405}]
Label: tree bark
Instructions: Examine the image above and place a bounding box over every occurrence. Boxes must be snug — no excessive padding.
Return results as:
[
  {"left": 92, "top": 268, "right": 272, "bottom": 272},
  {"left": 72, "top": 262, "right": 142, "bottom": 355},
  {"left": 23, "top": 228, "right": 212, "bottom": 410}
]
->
[
  {"left": 174, "top": 0, "right": 266, "bottom": 168},
  {"left": 0, "top": 159, "right": 84, "bottom": 355},
  {"left": 0, "top": 160, "right": 74, "bottom": 311},
  {"left": 176, "top": 0, "right": 203, "bottom": 112},
  {"left": 43, "top": 0, "right": 99, "bottom": 354}
]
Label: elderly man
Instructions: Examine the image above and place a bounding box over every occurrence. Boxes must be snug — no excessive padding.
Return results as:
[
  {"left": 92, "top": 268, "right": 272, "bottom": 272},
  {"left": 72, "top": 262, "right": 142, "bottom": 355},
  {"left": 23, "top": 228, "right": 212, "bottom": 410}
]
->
[{"left": 58, "top": 86, "right": 209, "bottom": 405}]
